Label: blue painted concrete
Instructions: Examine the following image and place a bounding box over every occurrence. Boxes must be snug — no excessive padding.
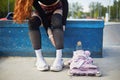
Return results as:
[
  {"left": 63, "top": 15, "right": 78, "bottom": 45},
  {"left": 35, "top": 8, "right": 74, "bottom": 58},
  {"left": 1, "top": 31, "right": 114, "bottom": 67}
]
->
[{"left": 0, "top": 19, "right": 104, "bottom": 58}]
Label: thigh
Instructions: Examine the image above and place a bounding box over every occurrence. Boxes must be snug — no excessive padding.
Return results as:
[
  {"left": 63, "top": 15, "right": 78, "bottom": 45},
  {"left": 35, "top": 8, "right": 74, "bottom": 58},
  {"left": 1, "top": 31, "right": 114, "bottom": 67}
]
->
[
  {"left": 53, "top": 9, "right": 63, "bottom": 15},
  {"left": 31, "top": 11, "right": 51, "bottom": 29},
  {"left": 31, "top": 11, "right": 41, "bottom": 20}
]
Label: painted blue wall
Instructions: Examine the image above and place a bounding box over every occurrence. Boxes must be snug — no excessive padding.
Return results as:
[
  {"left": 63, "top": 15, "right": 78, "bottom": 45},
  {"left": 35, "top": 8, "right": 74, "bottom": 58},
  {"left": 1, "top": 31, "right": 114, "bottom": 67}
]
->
[{"left": 0, "top": 19, "right": 104, "bottom": 58}]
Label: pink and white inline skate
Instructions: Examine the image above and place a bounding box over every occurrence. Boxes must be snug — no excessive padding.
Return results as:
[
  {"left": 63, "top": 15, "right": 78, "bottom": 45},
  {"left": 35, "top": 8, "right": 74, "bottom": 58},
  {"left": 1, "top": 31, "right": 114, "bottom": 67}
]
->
[{"left": 66, "top": 50, "right": 101, "bottom": 77}]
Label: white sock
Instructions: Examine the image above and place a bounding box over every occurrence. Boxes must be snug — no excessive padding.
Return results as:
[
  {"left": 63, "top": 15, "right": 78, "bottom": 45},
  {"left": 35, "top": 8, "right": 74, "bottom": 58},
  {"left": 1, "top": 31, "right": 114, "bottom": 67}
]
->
[
  {"left": 56, "top": 49, "right": 62, "bottom": 59},
  {"left": 53, "top": 49, "right": 63, "bottom": 66},
  {"left": 35, "top": 49, "right": 47, "bottom": 66}
]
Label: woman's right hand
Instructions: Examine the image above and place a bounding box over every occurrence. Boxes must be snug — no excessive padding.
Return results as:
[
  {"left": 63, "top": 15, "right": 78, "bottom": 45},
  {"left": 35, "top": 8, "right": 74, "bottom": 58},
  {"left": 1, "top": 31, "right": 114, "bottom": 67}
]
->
[{"left": 47, "top": 28, "right": 56, "bottom": 47}]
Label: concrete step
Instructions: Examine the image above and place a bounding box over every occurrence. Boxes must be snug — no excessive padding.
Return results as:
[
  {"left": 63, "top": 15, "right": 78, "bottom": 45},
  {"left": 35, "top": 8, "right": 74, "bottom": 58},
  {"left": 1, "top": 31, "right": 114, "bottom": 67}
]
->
[{"left": 0, "top": 19, "right": 104, "bottom": 58}]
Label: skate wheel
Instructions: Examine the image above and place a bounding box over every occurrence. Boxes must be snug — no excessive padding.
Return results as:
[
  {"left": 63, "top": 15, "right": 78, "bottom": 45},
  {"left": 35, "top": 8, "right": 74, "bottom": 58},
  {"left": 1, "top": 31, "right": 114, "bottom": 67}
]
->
[
  {"left": 67, "top": 70, "right": 73, "bottom": 76},
  {"left": 88, "top": 73, "right": 95, "bottom": 76},
  {"left": 76, "top": 73, "right": 86, "bottom": 76},
  {"left": 95, "top": 72, "right": 102, "bottom": 77}
]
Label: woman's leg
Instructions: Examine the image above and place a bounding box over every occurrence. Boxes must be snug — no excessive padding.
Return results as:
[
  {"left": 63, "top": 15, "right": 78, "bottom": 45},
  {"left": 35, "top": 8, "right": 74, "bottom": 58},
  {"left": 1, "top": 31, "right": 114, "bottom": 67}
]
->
[
  {"left": 50, "top": 10, "right": 64, "bottom": 71},
  {"left": 28, "top": 16, "right": 49, "bottom": 71},
  {"left": 47, "top": 9, "right": 63, "bottom": 47}
]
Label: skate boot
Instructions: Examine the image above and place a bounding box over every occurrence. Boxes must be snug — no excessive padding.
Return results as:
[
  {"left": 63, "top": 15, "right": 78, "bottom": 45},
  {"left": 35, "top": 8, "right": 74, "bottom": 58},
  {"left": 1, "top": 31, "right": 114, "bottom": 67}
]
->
[{"left": 68, "top": 50, "right": 101, "bottom": 77}]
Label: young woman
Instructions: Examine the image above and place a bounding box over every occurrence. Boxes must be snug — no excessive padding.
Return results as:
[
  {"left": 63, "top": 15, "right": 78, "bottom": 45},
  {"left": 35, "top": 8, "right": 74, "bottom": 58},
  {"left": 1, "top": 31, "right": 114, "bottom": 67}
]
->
[{"left": 13, "top": 0, "right": 68, "bottom": 71}]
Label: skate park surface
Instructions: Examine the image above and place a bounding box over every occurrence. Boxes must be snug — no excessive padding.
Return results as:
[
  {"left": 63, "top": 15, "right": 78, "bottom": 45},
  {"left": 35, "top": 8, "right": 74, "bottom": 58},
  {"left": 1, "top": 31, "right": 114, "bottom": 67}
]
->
[{"left": 0, "top": 22, "right": 120, "bottom": 80}]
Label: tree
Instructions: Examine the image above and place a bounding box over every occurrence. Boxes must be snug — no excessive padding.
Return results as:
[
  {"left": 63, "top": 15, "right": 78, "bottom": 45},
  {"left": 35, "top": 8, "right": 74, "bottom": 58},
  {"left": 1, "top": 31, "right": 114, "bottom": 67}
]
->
[
  {"left": 0, "top": 0, "right": 15, "bottom": 18},
  {"left": 89, "top": 2, "right": 105, "bottom": 18},
  {"left": 89, "top": 2, "right": 95, "bottom": 18},
  {"left": 68, "top": 2, "right": 83, "bottom": 19},
  {"left": 110, "top": 0, "right": 120, "bottom": 21}
]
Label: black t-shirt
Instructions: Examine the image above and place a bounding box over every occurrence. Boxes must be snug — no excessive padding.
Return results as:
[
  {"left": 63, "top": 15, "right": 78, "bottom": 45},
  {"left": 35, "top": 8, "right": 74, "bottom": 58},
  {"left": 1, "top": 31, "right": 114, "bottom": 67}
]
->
[
  {"left": 33, "top": 0, "right": 68, "bottom": 31},
  {"left": 38, "top": 0, "right": 58, "bottom": 5}
]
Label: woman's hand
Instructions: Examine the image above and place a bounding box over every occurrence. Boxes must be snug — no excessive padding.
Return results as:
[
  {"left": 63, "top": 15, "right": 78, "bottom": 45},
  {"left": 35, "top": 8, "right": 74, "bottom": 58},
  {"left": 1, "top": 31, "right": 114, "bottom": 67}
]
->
[
  {"left": 47, "top": 28, "right": 56, "bottom": 47},
  {"left": 63, "top": 25, "right": 65, "bottom": 31},
  {"left": 47, "top": 25, "right": 65, "bottom": 47}
]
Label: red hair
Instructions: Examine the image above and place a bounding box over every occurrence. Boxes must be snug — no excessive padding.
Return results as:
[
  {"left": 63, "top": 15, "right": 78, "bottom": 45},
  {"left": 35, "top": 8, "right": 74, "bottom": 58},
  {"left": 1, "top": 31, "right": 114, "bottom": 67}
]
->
[{"left": 13, "top": 0, "right": 34, "bottom": 23}]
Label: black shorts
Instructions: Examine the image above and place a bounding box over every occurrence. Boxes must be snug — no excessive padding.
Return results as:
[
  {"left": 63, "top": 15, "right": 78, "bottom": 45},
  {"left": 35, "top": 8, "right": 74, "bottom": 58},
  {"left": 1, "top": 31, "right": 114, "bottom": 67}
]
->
[{"left": 32, "top": 1, "right": 63, "bottom": 26}]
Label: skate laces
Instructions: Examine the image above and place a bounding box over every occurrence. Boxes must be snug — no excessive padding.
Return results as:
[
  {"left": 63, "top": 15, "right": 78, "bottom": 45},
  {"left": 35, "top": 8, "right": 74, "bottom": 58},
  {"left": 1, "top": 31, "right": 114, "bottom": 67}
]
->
[{"left": 69, "top": 50, "right": 97, "bottom": 70}]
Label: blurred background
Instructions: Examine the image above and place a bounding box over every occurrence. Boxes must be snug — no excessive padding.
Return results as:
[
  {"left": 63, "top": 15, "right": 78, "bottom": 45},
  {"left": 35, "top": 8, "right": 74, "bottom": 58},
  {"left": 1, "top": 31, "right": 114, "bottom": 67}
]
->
[{"left": 0, "top": 0, "right": 120, "bottom": 22}]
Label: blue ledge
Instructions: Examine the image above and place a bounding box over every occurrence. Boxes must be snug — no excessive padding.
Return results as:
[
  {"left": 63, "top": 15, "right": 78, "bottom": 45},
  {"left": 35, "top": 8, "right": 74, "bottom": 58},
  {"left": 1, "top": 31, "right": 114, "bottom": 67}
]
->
[{"left": 0, "top": 19, "right": 104, "bottom": 58}]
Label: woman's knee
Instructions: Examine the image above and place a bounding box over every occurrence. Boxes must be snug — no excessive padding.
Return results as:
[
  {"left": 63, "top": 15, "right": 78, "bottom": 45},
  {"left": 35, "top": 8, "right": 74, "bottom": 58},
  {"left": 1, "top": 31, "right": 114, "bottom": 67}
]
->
[
  {"left": 51, "top": 14, "right": 62, "bottom": 30},
  {"left": 28, "top": 16, "right": 41, "bottom": 30}
]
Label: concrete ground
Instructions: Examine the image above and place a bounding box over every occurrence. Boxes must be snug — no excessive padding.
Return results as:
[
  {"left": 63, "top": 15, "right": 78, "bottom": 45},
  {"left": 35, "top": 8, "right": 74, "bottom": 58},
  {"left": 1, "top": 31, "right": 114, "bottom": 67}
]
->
[{"left": 0, "top": 22, "right": 120, "bottom": 80}]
